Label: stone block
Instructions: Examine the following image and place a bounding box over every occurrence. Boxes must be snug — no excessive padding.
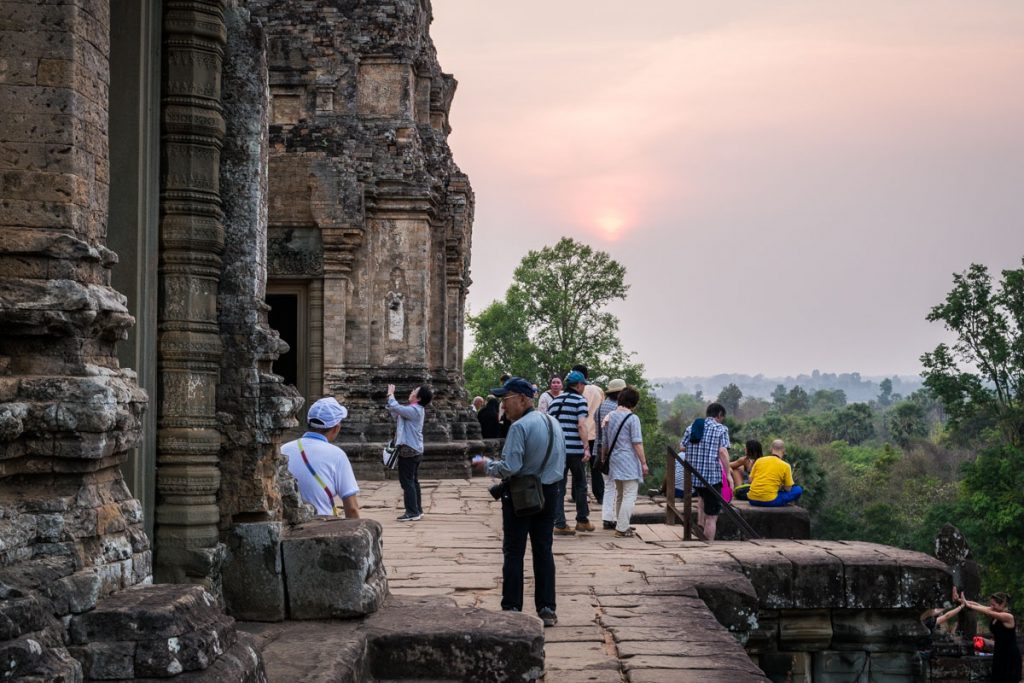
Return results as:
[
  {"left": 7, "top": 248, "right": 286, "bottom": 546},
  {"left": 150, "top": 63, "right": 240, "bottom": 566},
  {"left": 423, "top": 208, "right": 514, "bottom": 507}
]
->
[
  {"left": 778, "top": 609, "right": 832, "bottom": 651},
  {"left": 69, "top": 584, "right": 221, "bottom": 644},
  {"left": 813, "top": 649, "right": 868, "bottom": 681},
  {"left": 281, "top": 517, "right": 387, "bottom": 619},
  {"left": 69, "top": 640, "right": 135, "bottom": 680},
  {"left": 692, "top": 574, "right": 760, "bottom": 633},
  {"left": 222, "top": 521, "right": 285, "bottom": 622},
  {"left": 363, "top": 595, "right": 545, "bottom": 682},
  {"left": 831, "top": 609, "right": 930, "bottom": 652}
]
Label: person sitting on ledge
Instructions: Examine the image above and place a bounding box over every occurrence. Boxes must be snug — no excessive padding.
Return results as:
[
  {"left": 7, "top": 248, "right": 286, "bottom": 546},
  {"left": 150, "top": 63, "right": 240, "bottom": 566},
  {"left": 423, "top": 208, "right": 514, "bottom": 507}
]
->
[
  {"left": 746, "top": 439, "right": 803, "bottom": 507},
  {"left": 731, "top": 439, "right": 763, "bottom": 501}
]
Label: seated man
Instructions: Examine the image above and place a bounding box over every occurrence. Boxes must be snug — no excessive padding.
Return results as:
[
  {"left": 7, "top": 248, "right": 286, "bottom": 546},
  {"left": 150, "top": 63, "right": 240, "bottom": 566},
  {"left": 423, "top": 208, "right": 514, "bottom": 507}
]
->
[
  {"left": 747, "top": 439, "right": 803, "bottom": 507},
  {"left": 281, "top": 397, "right": 360, "bottom": 518}
]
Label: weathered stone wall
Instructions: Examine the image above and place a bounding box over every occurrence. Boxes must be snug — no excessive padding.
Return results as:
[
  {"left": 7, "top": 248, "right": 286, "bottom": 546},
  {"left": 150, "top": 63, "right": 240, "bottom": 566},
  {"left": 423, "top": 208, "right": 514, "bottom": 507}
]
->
[
  {"left": 249, "top": 0, "right": 481, "bottom": 477},
  {"left": 217, "top": 2, "right": 307, "bottom": 533},
  {"left": 0, "top": 0, "right": 149, "bottom": 678}
]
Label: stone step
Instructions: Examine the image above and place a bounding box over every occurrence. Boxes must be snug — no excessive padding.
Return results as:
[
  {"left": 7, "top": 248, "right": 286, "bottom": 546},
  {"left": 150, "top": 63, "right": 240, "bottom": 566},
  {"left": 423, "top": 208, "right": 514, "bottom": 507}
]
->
[
  {"left": 241, "top": 595, "right": 544, "bottom": 682},
  {"left": 67, "top": 584, "right": 265, "bottom": 681}
]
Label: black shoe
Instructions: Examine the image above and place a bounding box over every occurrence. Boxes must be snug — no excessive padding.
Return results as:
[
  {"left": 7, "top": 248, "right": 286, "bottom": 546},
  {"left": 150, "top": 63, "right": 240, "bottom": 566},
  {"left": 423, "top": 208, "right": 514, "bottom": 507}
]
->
[
  {"left": 538, "top": 607, "right": 557, "bottom": 627},
  {"left": 602, "top": 521, "right": 615, "bottom": 530}
]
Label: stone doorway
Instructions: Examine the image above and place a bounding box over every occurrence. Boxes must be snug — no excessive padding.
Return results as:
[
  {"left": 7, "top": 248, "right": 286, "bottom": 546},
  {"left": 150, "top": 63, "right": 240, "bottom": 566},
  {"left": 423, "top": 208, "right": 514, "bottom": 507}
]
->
[{"left": 267, "top": 284, "right": 309, "bottom": 403}]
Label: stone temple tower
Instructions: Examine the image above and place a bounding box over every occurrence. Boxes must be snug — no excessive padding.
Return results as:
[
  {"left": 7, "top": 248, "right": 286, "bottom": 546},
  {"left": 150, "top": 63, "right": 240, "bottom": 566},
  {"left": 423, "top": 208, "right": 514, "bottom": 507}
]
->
[{"left": 250, "top": 0, "right": 482, "bottom": 476}]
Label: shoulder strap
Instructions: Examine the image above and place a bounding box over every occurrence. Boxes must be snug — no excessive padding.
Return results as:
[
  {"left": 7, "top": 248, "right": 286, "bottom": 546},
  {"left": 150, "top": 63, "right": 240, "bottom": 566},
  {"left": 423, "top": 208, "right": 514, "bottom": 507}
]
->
[
  {"left": 607, "top": 413, "right": 637, "bottom": 453},
  {"left": 537, "top": 414, "right": 556, "bottom": 473},
  {"left": 297, "top": 438, "right": 339, "bottom": 516},
  {"left": 550, "top": 394, "right": 567, "bottom": 420}
]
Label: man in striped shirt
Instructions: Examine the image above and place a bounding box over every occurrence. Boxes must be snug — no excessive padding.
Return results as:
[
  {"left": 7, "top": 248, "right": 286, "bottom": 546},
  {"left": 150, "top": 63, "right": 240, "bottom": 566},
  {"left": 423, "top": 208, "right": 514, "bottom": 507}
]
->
[{"left": 548, "top": 370, "right": 593, "bottom": 534}]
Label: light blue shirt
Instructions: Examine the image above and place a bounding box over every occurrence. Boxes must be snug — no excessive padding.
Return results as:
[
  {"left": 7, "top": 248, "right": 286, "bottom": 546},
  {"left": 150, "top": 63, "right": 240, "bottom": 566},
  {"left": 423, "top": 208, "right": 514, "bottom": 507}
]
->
[
  {"left": 387, "top": 396, "right": 425, "bottom": 453},
  {"left": 486, "top": 409, "right": 566, "bottom": 485},
  {"left": 605, "top": 410, "right": 644, "bottom": 482}
]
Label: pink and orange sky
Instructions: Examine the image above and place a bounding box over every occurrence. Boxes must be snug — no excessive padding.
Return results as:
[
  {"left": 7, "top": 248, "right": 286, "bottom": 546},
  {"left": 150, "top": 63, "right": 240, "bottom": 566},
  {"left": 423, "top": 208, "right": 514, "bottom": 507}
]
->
[{"left": 431, "top": 1, "right": 1024, "bottom": 378}]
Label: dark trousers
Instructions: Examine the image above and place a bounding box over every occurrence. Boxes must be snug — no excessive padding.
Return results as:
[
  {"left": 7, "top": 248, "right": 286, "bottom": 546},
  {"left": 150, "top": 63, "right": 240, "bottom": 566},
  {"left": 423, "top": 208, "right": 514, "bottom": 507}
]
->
[
  {"left": 397, "top": 451, "right": 423, "bottom": 515},
  {"left": 501, "top": 482, "right": 558, "bottom": 614},
  {"left": 588, "top": 439, "right": 604, "bottom": 503},
  {"left": 554, "top": 455, "right": 589, "bottom": 527}
]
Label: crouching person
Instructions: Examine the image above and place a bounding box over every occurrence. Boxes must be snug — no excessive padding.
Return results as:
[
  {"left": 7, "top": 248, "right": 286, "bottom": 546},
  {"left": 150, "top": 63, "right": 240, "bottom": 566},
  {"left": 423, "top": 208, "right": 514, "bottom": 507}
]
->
[{"left": 747, "top": 439, "right": 803, "bottom": 507}]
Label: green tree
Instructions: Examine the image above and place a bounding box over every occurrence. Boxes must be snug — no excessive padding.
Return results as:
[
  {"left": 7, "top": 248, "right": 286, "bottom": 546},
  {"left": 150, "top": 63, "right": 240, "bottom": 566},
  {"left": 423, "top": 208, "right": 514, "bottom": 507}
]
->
[
  {"left": 771, "top": 384, "right": 788, "bottom": 406},
  {"left": 921, "top": 260, "right": 1024, "bottom": 446},
  {"left": 956, "top": 444, "right": 1024, "bottom": 598},
  {"left": 783, "top": 386, "right": 810, "bottom": 414},
  {"left": 877, "top": 378, "right": 894, "bottom": 407},
  {"left": 885, "top": 401, "right": 929, "bottom": 447},
  {"left": 828, "top": 403, "right": 875, "bottom": 444},
  {"left": 810, "top": 389, "right": 847, "bottom": 413},
  {"left": 717, "top": 383, "right": 743, "bottom": 415}
]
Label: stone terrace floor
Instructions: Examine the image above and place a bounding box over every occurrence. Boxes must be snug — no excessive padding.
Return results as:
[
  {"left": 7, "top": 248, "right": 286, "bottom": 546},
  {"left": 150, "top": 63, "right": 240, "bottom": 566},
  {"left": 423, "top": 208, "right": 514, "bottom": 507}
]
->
[{"left": 359, "top": 478, "right": 770, "bottom": 682}]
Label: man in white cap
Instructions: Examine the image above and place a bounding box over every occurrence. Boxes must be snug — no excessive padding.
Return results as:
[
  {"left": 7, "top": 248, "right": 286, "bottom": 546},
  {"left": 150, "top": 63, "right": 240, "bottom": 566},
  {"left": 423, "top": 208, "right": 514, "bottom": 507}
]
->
[{"left": 281, "top": 397, "right": 360, "bottom": 518}]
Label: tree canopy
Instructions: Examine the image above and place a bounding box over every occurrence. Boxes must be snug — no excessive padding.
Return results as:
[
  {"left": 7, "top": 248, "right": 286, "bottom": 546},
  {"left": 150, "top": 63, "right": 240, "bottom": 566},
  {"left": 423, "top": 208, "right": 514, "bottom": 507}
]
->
[
  {"left": 465, "top": 237, "right": 634, "bottom": 388},
  {"left": 921, "top": 260, "right": 1024, "bottom": 445}
]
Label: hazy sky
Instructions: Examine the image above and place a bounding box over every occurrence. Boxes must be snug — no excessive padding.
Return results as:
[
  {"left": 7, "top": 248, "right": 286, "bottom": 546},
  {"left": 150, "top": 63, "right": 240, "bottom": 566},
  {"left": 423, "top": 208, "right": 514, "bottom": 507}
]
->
[{"left": 431, "top": 1, "right": 1024, "bottom": 378}]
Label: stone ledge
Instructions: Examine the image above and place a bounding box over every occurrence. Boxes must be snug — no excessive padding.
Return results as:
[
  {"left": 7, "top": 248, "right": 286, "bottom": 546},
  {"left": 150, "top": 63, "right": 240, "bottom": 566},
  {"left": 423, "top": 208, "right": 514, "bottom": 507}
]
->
[
  {"left": 632, "top": 500, "right": 811, "bottom": 540},
  {"left": 240, "top": 594, "right": 545, "bottom": 683}
]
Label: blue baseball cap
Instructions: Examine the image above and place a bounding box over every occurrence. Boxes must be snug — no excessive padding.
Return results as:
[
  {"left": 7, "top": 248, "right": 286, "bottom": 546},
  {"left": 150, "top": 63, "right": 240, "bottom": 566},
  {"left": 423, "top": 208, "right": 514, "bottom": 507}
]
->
[
  {"left": 565, "top": 370, "right": 587, "bottom": 386},
  {"left": 307, "top": 397, "right": 348, "bottom": 428},
  {"left": 491, "top": 377, "right": 536, "bottom": 399}
]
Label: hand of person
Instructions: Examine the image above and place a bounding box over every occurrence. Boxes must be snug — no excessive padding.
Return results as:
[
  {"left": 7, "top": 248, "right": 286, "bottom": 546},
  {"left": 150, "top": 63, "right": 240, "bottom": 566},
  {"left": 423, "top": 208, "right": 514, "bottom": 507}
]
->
[
  {"left": 641, "top": 463, "right": 649, "bottom": 476},
  {"left": 387, "top": 384, "right": 396, "bottom": 397},
  {"left": 582, "top": 451, "right": 591, "bottom": 463},
  {"left": 470, "top": 455, "right": 490, "bottom": 473}
]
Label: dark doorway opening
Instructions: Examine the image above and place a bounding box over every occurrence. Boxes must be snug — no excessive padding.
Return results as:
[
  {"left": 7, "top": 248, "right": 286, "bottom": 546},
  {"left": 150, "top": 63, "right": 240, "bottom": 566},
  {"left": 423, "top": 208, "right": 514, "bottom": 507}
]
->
[{"left": 267, "top": 293, "right": 299, "bottom": 387}]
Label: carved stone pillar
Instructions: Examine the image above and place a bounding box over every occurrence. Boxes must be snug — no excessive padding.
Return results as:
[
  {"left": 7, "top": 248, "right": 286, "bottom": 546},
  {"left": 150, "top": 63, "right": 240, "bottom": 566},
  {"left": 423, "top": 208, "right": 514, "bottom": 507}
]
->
[
  {"left": 155, "top": 0, "right": 228, "bottom": 587},
  {"left": 0, "top": 0, "right": 148, "bottom": 676}
]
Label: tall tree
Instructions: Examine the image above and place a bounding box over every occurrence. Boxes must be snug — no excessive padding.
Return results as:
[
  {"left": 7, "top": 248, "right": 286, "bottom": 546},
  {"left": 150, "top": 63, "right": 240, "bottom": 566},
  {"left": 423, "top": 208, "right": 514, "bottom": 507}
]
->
[
  {"left": 466, "top": 237, "right": 632, "bottom": 383},
  {"left": 921, "top": 260, "right": 1024, "bottom": 445},
  {"left": 717, "top": 383, "right": 743, "bottom": 415}
]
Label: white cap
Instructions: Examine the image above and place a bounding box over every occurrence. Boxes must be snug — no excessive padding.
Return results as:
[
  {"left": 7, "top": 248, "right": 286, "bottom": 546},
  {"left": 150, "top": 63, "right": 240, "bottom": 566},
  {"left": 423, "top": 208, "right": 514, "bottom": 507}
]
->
[{"left": 307, "top": 397, "right": 348, "bottom": 429}]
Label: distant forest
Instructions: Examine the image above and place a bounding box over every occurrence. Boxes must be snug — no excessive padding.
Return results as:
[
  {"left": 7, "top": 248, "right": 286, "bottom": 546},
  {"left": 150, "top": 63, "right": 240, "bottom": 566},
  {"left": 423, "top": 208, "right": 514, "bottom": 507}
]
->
[{"left": 652, "top": 372, "right": 923, "bottom": 404}]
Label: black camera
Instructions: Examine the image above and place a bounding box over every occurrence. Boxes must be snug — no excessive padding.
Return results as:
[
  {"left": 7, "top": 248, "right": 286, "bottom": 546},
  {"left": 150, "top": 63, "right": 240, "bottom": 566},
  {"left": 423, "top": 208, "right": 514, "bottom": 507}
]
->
[{"left": 488, "top": 481, "right": 509, "bottom": 500}]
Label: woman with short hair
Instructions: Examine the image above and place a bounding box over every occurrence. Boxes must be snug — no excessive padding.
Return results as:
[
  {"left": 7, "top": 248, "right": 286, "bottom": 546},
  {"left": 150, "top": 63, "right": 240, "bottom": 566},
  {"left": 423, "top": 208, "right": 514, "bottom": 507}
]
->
[{"left": 603, "top": 386, "right": 648, "bottom": 537}]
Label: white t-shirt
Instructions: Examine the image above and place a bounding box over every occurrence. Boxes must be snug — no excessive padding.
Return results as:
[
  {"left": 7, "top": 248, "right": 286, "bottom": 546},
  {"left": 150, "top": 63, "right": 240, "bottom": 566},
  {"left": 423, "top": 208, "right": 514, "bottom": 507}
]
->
[{"left": 282, "top": 432, "right": 359, "bottom": 516}]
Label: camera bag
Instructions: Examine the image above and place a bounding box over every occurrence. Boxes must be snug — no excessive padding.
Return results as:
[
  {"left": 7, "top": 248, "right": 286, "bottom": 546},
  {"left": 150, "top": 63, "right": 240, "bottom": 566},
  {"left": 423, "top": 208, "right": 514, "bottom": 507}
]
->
[{"left": 508, "top": 415, "right": 555, "bottom": 517}]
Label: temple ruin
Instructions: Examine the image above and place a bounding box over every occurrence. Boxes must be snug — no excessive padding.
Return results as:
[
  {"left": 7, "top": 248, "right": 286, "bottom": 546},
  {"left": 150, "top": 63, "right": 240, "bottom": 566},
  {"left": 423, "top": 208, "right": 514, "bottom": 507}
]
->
[{"left": 0, "top": 0, "right": 1001, "bottom": 681}]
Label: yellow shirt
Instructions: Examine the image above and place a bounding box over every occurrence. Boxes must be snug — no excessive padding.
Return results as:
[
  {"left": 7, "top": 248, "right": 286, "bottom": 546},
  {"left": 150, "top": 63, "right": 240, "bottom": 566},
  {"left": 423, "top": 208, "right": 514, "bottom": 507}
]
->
[{"left": 747, "top": 455, "right": 794, "bottom": 502}]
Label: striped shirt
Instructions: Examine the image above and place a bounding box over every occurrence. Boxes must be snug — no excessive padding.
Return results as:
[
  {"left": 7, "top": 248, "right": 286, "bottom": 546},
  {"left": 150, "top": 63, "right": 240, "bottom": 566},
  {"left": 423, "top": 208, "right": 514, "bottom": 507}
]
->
[
  {"left": 593, "top": 397, "right": 618, "bottom": 452},
  {"left": 679, "top": 419, "right": 730, "bottom": 488},
  {"left": 547, "top": 390, "right": 588, "bottom": 458}
]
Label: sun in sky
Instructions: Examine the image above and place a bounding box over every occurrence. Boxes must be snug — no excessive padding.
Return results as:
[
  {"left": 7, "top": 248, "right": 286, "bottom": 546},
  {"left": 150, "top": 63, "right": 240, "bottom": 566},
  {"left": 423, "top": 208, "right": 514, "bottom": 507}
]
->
[{"left": 595, "top": 210, "right": 627, "bottom": 240}]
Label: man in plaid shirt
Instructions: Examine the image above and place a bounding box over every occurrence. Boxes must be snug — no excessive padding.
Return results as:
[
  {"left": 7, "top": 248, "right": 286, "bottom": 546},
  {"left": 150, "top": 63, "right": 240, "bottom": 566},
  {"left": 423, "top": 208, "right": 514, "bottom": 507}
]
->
[{"left": 679, "top": 402, "right": 731, "bottom": 541}]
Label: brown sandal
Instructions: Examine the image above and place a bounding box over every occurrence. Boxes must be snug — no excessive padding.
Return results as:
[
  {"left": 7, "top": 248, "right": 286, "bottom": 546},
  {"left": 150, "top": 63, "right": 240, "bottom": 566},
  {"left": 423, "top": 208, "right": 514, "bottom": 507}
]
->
[{"left": 613, "top": 529, "right": 635, "bottom": 538}]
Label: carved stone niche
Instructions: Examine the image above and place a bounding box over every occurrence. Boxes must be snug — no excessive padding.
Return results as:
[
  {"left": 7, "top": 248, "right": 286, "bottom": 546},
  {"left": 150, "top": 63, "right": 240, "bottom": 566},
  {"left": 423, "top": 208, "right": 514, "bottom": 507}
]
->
[
  {"left": 271, "top": 86, "right": 304, "bottom": 125},
  {"left": 268, "top": 227, "right": 324, "bottom": 278},
  {"left": 357, "top": 57, "right": 414, "bottom": 119}
]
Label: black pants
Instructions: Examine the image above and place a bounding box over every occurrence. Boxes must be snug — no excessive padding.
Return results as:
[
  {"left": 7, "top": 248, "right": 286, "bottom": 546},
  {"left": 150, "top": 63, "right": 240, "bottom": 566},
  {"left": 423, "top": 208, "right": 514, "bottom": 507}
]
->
[
  {"left": 555, "top": 455, "right": 589, "bottom": 526},
  {"left": 397, "top": 450, "right": 423, "bottom": 515},
  {"left": 501, "top": 482, "right": 558, "bottom": 614},
  {"left": 588, "top": 439, "right": 604, "bottom": 503}
]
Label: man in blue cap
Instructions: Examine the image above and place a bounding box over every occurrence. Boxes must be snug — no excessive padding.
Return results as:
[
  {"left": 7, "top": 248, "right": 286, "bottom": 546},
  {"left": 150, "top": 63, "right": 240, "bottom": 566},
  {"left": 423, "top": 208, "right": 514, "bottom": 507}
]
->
[
  {"left": 472, "top": 377, "right": 566, "bottom": 627},
  {"left": 548, "top": 370, "right": 593, "bottom": 534},
  {"left": 281, "top": 397, "right": 360, "bottom": 518}
]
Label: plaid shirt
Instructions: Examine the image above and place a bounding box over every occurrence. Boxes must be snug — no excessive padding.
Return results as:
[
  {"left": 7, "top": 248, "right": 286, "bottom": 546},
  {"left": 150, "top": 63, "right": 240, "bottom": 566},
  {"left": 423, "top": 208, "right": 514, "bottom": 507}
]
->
[{"left": 679, "top": 419, "right": 730, "bottom": 488}]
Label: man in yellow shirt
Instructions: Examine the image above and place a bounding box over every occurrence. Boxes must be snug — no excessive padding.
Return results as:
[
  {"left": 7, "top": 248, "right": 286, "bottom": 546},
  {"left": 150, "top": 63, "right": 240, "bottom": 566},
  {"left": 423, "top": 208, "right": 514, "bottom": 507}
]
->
[{"left": 747, "top": 439, "right": 804, "bottom": 507}]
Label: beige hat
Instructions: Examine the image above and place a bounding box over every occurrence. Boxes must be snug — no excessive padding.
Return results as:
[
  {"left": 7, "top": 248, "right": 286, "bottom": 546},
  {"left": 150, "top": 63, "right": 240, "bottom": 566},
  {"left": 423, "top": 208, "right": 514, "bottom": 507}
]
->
[{"left": 606, "top": 378, "right": 627, "bottom": 393}]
